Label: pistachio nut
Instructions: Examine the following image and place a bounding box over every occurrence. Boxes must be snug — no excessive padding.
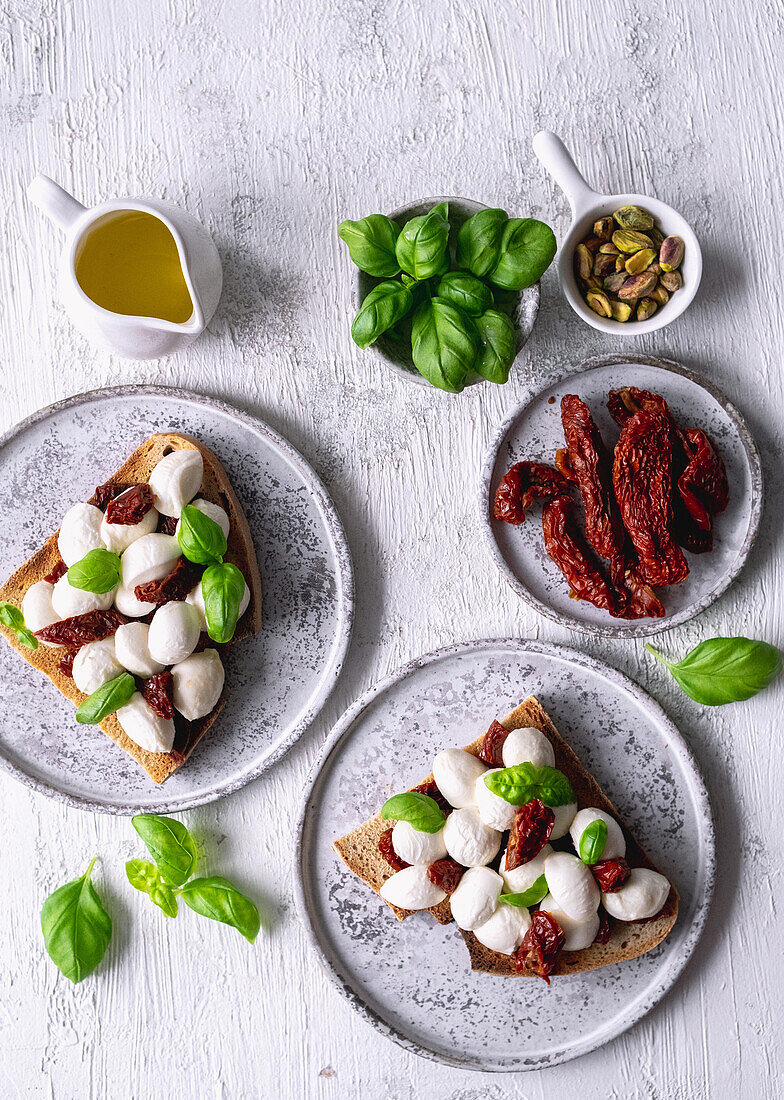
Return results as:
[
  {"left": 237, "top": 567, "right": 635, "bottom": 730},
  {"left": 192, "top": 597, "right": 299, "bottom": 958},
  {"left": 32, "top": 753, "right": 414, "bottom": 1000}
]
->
[
  {"left": 650, "top": 283, "right": 670, "bottom": 306},
  {"left": 603, "top": 271, "right": 627, "bottom": 295},
  {"left": 649, "top": 226, "right": 665, "bottom": 249},
  {"left": 613, "top": 205, "right": 655, "bottom": 231},
  {"left": 599, "top": 242, "right": 620, "bottom": 254},
  {"left": 660, "top": 269, "right": 683, "bottom": 292},
  {"left": 636, "top": 297, "right": 658, "bottom": 321},
  {"left": 593, "top": 216, "right": 614, "bottom": 241},
  {"left": 610, "top": 300, "right": 633, "bottom": 322},
  {"left": 593, "top": 252, "right": 617, "bottom": 277},
  {"left": 615, "top": 255, "right": 627, "bottom": 271},
  {"left": 647, "top": 261, "right": 662, "bottom": 275},
  {"left": 574, "top": 243, "right": 593, "bottom": 281},
  {"left": 587, "top": 275, "right": 603, "bottom": 289},
  {"left": 586, "top": 289, "right": 613, "bottom": 318},
  {"left": 612, "top": 229, "right": 653, "bottom": 254},
  {"left": 617, "top": 271, "right": 658, "bottom": 300},
  {"left": 659, "top": 235, "right": 685, "bottom": 271},
  {"left": 584, "top": 236, "right": 602, "bottom": 254},
  {"left": 624, "top": 248, "right": 657, "bottom": 275}
]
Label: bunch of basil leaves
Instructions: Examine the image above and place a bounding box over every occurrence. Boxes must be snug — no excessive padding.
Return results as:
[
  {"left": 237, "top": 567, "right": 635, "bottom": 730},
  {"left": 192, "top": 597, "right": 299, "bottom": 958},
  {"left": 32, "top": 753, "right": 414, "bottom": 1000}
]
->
[{"left": 338, "top": 202, "right": 556, "bottom": 393}]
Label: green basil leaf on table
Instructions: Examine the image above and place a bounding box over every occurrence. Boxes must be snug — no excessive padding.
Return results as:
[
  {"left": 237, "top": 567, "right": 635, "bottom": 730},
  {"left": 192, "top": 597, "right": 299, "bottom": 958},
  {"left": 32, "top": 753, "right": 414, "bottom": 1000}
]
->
[
  {"left": 473, "top": 308, "right": 516, "bottom": 384},
  {"left": 179, "top": 876, "right": 260, "bottom": 943},
  {"left": 380, "top": 791, "right": 445, "bottom": 833},
  {"left": 351, "top": 280, "right": 413, "bottom": 349},
  {"left": 411, "top": 296, "right": 478, "bottom": 393},
  {"left": 126, "top": 859, "right": 179, "bottom": 918},
  {"left": 0, "top": 600, "right": 39, "bottom": 649},
  {"left": 132, "top": 813, "right": 198, "bottom": 887},
  {"left": 484, "top": 762, "right": 575, "bottom": 807},
  {"left": 177, "top": 504, "right": 227, "bottom": 566},
  {"left": 337, "top": 214, "right": 401, "bottom": 277},
  {"left": 75, "top": 672, "right": 136, "bottom": 724},
  {"left": 40, "top": 857, "right": 112, "bottom": 983},
  {"left": 488, "top": 217, "right": 557, "bottom": 291},
  {"left": 578, "top": 819, "right": 608, "bottom": 864},
  {"left": 456, "top": 207, "right": 508, "bottom": 276},
  {"left": 645, "top": 637, "right": 783, "bottom": 705},
  {"left": 67, "top": 548, "right": 121, "bottom": 594},
  {"left": 498, "top": 875, "right": 548, "bottom": 908},
  {"left": 395, "top": 205, "right": 450, "bottom": 280},
  {"left": 202, "top": 561, "right": 245, "bottom": 644},
  {"left": 435, "top": 271, "right": 493, "bottom": 317}
]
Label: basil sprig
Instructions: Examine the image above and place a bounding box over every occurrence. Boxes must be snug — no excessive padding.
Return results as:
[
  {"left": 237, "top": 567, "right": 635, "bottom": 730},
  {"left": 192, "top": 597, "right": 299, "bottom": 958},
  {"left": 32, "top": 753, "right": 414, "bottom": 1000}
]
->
[
  {"left": 498, "top": 874, "right": 548, "bottom": 908},
  {"left": 202, "top": 562, "right": 245, "bottom": 643},
  {"left": 67, "top": 548, "right": 121, "bottom": 593},
  {"left": 40, "top": 857, "right": 112, "bottom": 983},
  {"left": 0, "top": 600, "right": 38, "bottom": 649},
  {"left": 180, "top": 877, "right": 261, "bottom": 943},
  {"left": 177, "top": 504, "right": 228, "bottom": 565},
  {"left": 645, "top": 637, "right": 782, "bottom": 705},
  {"left": 488, "top": 217, "right": 558, "bottom": 291},
  {"left": 338, "top": 214, "right": 401, "bottom": 277},
  {"left": 381, "top": 791, "right": 445, "bottom": 833},
  {"left": 75, "top": 672, "right": 136, "bottom": 724},
  {"left": 578, "top": 820, "right": 608, "bottom": 864},
  {"left": 126, "top": 859, "right": 179, "bottom": 918},
  {"left": 132, "top": 813, "right": 198, "bottom": 887},
  {"left": 484, "top": 763, "right": 575, "bottom": 808},
  {"left": 456, "top": 207, "right": 507, "bottom": 276}
]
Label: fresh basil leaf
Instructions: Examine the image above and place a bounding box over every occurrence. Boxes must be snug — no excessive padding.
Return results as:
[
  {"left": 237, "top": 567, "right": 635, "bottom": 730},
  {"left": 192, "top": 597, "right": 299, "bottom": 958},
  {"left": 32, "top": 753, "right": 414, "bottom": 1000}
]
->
[
  {"left": 395, "top": 206, "right": 450, "bottom": 280},
  {"left": 411, "top": 296, "right": 478, "bottom": 393},
  {"left": 338, "top": 214, "right": 401, "bottom": 277},
  {"left": 75, "top": 672, "right": 136, "bottom": 724},
  {"left": 435, "top": 271, "right": 493, "bottom": 317},
  {"left": 67, "top": 549, "right": 121, "bottom": 594},
  {"left": 646, "top": 638, "right": 783, "bottom": 705},
  {"left": 126, "top": 859, "right": 179, "bottom": 917},
  {"left": 485, "top": 763, "right": 575, "bottom": 807},
  {"left": 473, "top": 308, "right": 516, "bottom": 384},
  {"left": 351, "top": 280, "right": 413, "bottom": 350},
  {"left": 179, "top": 876, "right": 260, "bottom": 943},
  {"left": 381, "top": 791, "right": 445, "bottom": 833},
  {"left": 456, "top": 207, "right": 507, "bottom": 276},
  {"left": 40, "top": 857, "right": 112, "bottom": 983},
  {"left": 132, "top": 814, "right": 198, "bottom": 887},
  {"left": 177, "top": 504, "right": 227, "bottom": 566},
  {"left": 16, "top": 626, "right": 39, "bottom": 649},
  {"left": 488, "top": 217, "right": 557, "bottom": 291},
  {"left": 578, "top": 819, "right": 608, "bottom": 864},
  {"left": 498, "top": 875, "right": 548, "bottom": 908},
  {"left": 0, "top": 601, "right": 39, "bottom": 649},
  {"left": 202, "top": 562, "right": 245, "bottom": 644}
]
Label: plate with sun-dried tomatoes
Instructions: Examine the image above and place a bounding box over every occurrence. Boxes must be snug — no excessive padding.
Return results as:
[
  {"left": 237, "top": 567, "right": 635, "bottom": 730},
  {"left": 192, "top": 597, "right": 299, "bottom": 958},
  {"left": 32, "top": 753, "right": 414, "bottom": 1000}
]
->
[{"left": 481, "top": 354, "right": 762, "bottom": 637}]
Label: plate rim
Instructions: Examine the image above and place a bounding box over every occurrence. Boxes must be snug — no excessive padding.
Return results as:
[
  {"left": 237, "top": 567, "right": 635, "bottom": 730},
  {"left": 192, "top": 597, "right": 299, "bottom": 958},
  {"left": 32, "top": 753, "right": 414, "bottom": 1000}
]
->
[
  {"left": 293, "top": 637, "right": 716, "bottom": 1072},
  {"left": 478, "top": 353, "right": 764, "bottom": 638},
  {"left": 0, "top": 383, "right": 354, "bottom": 815}
]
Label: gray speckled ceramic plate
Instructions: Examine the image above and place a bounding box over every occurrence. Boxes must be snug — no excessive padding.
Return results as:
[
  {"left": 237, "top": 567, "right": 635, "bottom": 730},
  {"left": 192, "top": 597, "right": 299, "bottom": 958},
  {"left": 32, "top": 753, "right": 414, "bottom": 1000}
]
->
[
  {"left": 294, "top": 639, "right": 715, "bottom": 1071},
  {"left": 480, "top": 354, "right": 762, "bottom": 638},
  {"left": 0, "top": 386, "right": 353, "bottom": 814}
]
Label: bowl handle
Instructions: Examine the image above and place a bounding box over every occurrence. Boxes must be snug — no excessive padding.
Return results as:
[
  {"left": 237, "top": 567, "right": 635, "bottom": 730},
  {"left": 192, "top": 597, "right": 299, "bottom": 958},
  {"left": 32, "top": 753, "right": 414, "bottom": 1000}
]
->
[{"left": 533, "top": 132, "right": 596, "bottom": 217}]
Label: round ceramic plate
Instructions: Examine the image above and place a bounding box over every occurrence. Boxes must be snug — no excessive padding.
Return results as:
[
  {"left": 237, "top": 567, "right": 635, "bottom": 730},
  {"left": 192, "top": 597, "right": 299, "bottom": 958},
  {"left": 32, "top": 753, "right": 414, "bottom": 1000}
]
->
[
  {"left": 294, "top": 639, "right": 714, "bottom": 1071},
  {"left": 480, "top": 354, "right": 762, "bottom": 637},
  {"left": 0, "top": 386, "right": 353, "bottom": 814}
]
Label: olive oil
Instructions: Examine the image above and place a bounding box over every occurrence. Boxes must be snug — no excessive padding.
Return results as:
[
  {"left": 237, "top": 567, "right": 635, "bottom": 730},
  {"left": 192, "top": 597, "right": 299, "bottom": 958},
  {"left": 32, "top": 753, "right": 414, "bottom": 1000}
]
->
[{"left": 74, "top": 210, "right": 193, "bottom": 323}]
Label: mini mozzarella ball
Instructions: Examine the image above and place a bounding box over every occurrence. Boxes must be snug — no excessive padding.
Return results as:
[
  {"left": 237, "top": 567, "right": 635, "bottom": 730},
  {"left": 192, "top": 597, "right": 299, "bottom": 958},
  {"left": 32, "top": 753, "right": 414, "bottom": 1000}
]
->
[
  {"left": 602, "top": 868, "right": 671, "bottom": 922},
  {"left": 379, "top": 865, "right": 446, "bottom": 910},
  {"left": 391, "top": 820, "right": 447, "bottom": 865},
  {"left": 544, "top": 851, "right": 600, "bottom": 922},
  {"left": 147, "top": 601, "right": 201, "bottom": 666},
  {"left": 100, "top": 499, "right": 158, "bottom": 554},
  {"left": 52, "top": 574, "right": 114, "bottom": 618},
  {"left": 22, "top": 580, "right": 59, "bottom": 638},
  {"left": 432, "top": 748, "right": 488, "bottom": 809},
  {"left": 58, "top": 502, "right": 104, "bottom": 566},
  {"left": 499, "top": 843, "right": 553, "bottom": 895},
  {"left": 114, "top": 622, "right": 164, "bottom": 678},
  {"left": 120, "top": 533, "right": 180, "bottom": 590},
  {"left": 474, "top": 770, "right": 517, "bottom": 831},
  {"left": 473, "top": 901, "right": 532, "bottom": 955},
  {"left": 570, "top": 808, "right": 626, "bottom": 862},
  {"left": 175, "top": 498, "right": 230, "bottom": 539},
  {"left": 171, "top": 648, "right": 225, "bottom": 721},
  {"left": 185, "top": 578, "right": 250, "bottom": 632},
  {"left": 114, "top": 584, "right": 156, "bottom": 618},
  {"left": 72, "top": 638, "right": 124, "bottom": 695},
  {"left": 443, "top": 806, "right": 501, "bottom": 868},
  {"left": 148, "top": 449, "right": 203, "bottom": 517},
  {"left": 449, "top": 866, "right": 503, "bottom": 931},
  {"left": 550, "top": 801, "right": 578, "bottom": 841},
  {"left": 539, "top": 893, "right": 600, "bottom": 951},
  {"left": 501, "top": 726, "right": 556, "bottom": 769},
  {"left": 115, "top": 692, "right": 174, "bottom": 754}
]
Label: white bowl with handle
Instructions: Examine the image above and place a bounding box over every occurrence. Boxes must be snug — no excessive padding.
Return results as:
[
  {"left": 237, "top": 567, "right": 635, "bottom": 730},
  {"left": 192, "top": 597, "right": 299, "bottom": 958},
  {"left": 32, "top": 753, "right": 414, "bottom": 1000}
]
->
[{"left": 533, "top": 131, "right": 702, "bottom": 335}]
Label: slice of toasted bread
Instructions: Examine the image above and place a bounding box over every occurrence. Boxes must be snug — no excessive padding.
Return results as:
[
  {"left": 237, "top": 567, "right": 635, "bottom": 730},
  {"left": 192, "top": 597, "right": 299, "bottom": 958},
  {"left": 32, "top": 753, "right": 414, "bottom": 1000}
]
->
[
  {"left": 333, "top": 696, "right": 678, "bottom": 975},
  {"left": 0, "top": 433, "right": 262, "bottom": 784}
]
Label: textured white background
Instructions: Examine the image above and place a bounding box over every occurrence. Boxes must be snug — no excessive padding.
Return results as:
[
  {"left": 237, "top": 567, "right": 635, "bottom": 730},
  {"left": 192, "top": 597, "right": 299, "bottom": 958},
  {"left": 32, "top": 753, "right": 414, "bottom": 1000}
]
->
[{"left": 1, "top": 0, "right": 782, "bottom": 1097}]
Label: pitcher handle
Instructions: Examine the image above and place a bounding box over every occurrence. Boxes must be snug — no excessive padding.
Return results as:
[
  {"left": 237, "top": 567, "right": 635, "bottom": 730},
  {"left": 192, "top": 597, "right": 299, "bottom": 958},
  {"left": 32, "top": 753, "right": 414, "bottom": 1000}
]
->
[
  {"left": 532, "top": 131, "right": 597, "bottom": 218},
  {"left": 28, "top": 175, "right": 86, "bottom": 232}
]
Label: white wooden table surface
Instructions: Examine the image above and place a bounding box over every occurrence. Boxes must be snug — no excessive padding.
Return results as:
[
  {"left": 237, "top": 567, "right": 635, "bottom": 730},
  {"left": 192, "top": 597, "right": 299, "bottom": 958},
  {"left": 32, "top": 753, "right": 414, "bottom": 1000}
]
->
[{"left": 1, "top": 1, "right": 782, "bottom": 1096}]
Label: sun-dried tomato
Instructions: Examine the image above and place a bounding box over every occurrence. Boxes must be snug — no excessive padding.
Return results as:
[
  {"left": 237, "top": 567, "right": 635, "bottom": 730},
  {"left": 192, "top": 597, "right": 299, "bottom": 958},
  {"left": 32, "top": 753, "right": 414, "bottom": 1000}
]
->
[
  {"left": 89, "top": 481, "right": 133, "bottom": 509},
  {"left": 158, "top": 514, "right": 178, "bottom": 536},
  {"left": 595, "top": 908, "right": 612, "bottom": 944},
  {"left": 44, "top": 560, "right": 67, "bottom": 585},
  {"left": 505, "top": 799, "right": 555, "bottom": 870},
  {"left": 494, "top": 462, "right": 572, "bottom": 525},
  {"left": 58, "top": 649, "right": 76, "bottom": 677},
  {"left": 554, "top": 447, "right": 577, "bottom": 483},
  {"left": 170, "top": 714, "right": 193, "bottom": 761},
  {"left": 378, "top": 828, "right": 409, "bottom": 872},
  {"left": 611, "top": 554, "right": 666, "bottom": 620},
  {"left": 542, "top": 495, "right": 620, "bottom": 614},
  {"left": 592, "top": 857, "right": 631, "bottom": 893},
  {"left": 134, "top": 558, "right": 202, "bottom": 606},
  {"left": 105, "top": 484, "right": 155, "bottom": 526},
  {"left": 410, "top": 778, "right": 451, "bottom": 817},
  {"left": 35, "top": 609, "right": 127, "bottom": 647},
  {"left": 607, "top": 386, "right": 671, "bottom": 428},
  {"left": 427, "top": 858, "right": 464, "bottom": 895},
  {"left": 561, "top": 395, "right": 625, "bottom": 562},
  {"left": 678, "top": 429, "right": 729, "bottom": 530},
  {"left": 515, "top": 911, "right": 565, "bottom": 983},
  {"left": 143, "top": 671, "right": 174, "bottom": 721},
  {"left": 478, "top": 719, "right": 509, "bottom": 766}
]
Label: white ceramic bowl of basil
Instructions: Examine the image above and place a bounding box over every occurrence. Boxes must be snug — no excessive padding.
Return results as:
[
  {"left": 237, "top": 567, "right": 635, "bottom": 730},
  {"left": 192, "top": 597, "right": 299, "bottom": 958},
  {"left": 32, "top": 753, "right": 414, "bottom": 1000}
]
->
[{"left": 354, "top": 197, "right": 541, "bottom": 390}]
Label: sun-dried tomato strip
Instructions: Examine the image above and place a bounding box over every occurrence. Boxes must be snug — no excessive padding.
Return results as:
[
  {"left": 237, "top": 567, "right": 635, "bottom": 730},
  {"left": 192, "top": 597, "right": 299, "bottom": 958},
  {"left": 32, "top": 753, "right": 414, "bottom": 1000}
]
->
[
  {"left": 378, "top": 828, "right": 409, "bottom": 872},
  {"left": 494, "top": 462, "right": 572, "bottom": 525},
  {"left": 505, "top": 799, "right": 555, "bottom": 870},
  {"left": 592, "top": 857, "right": 631, "bottom": 893},
  {"left": 134, "top": 558, "right": 202, "bottom": 606},
  {"left": 678, "top": 428, "right": 729, "bottom": 530},
  {"left": 478, "top": 719, "right": 509, "bottom": 766},
  {"left": 542, "top": 495, "right": 620, "bottom": 614},
  {"left": 89, "top": 481, "right": 134, "bottom": 509},
  {"left": 595, "top": 909, "right": 612, "bottom": 944},
  {"left": 35, "top": 609, "right": 128, "bottom": 647},
  {"left": 142, "top": 671, "right": 174, "bottom": 721},
  {"left": 44, "top": 560, "right": 67, "bottom": 585},
  {"left": 158, "top": 514, "right": 178, "bottom": 536},
  {"left": 427, "top": 858, "right": 464, "bottom": 895},
  {"left": 554, "top": 447, "right": 578, "bottom": 483},
  {"left": 59, "top": 649, "right": 76, "bottom": 677},
  {"left": 561, "top": 394, "right": 625, "bottom": 561},
  {"left": 515, "top": 911, "right": 565, "bottom": 983},
  {"left": 610, "top": 553, "right": 666, "bottom": 620},
  {"left": 106, "top": 484, "right": 155, "bottom": 525}
]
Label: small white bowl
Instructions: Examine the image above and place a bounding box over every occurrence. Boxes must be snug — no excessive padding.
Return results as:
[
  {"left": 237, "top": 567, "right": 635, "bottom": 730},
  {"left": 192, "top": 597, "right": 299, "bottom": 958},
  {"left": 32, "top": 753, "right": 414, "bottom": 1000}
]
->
[{"left": 532, "top": 131, "right": 702, "bottom": 335}]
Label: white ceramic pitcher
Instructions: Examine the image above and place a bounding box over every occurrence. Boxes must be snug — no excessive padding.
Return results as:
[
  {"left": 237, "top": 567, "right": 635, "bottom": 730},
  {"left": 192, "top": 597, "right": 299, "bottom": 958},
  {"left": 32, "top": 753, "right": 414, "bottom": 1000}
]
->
[{"left": 28, "top": 175, "right": 223, "bottom": 359}]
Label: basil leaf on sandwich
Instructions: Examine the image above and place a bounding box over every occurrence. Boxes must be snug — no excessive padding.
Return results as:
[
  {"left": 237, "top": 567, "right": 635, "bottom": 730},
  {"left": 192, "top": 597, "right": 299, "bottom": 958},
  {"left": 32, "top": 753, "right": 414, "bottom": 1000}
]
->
[
  {"left": 381, "top": 792, "right": 445, "bottom": 833},
  {"left": 68, "top": 549, "right": 121, "bottom": 594},
  {"left": 578, "top": 819, "right": 608, "bottom": 864},
  {"left": 498, "top": 874, "right": 548, "bottom": 908},
  {"left": 484, "top": 762, "right": 575, "bottom": 807},
  {"left": 0, "top": 600, "right": 38, "bottom": 649},
  {"left": 202, "top": 562, "right": 245, "bottom": 643},
  {"left": 75, "top": 672, "right": 136, "bottom": 724},
  {"left": 178, "top": 504, "right": 228, "bottom": 566}
]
